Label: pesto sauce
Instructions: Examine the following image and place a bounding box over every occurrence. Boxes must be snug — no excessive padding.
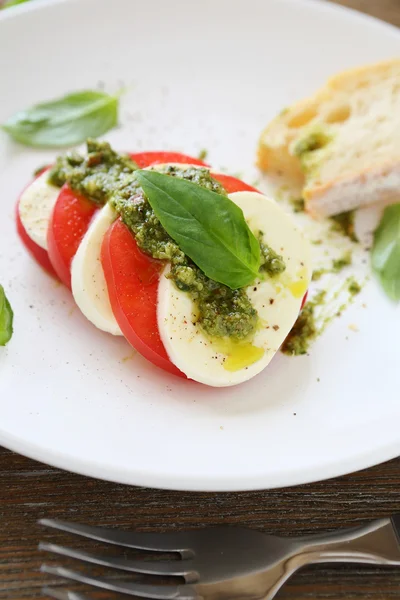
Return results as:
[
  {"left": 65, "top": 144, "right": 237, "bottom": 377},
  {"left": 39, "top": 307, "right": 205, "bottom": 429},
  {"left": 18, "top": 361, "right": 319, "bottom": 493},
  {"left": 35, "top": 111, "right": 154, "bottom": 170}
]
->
[
  {"left": 33, "top": 164, "right": 49, "bottom": 178},
  {"left": 111, "top": 165, "right": 259, "bottom": 340},
  {"left": 348, "top": 277, "right": 361, "bottom": 296},
  {"left": 332, "top": 251, "right": 352, "bottom": 272},
  {"left": 48, "top": 139, "right": 137, "bottom": 205},
  {"left": 281, "top": 291, "right": 326, "bottom": 356},
  {"left": 293, "top": 130, "right": 331, "bottom": 156},
  {"left": 47, "top": 141, "right": 285, "bottom": 341},
  {"left": 198, "top": 148, "right": 208, "bottom": 161},
  {"left": 312, "top": 250, "right": 352, "bottom": 281},
  {"left": 330, "top": 210, "right": 358, "bottom": 242},
  {"left": 292, "top": 126, "right": 333, "bottom": 180},
  {"left": 282, "top": 274, "right": 363, "bottom": 356},
  {"left": 258, "top": 235, "right": 286, "bottom": 276},
  {"left": 290, "top": 198, "right": 305, "bottom": 213}
]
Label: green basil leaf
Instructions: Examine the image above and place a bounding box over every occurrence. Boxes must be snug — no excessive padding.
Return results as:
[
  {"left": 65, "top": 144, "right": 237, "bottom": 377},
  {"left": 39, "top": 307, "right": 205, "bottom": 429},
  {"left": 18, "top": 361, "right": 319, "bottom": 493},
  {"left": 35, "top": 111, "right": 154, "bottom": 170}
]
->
[
  {"left": 2, "top": 90, "right": 119, "bottom": 148},
  {"left": 371, "top": 203, "right": 400, "bottom": 301},
  {"left": 135, "top": 170, "right": 261, "bottom": 289},
  {"left": 2, "top": 0, "right": 31, "bottom": 8},
  {"left": 0, "top": 285, "right": 14, "bottom": 347}
]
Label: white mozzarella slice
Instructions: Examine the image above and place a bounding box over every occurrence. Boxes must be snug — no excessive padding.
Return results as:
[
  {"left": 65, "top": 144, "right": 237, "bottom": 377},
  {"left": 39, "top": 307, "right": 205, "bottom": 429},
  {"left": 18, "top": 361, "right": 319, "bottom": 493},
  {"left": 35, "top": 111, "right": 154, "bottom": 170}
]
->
[
  {"left": 18, "top": 170, "right": 59, "bottom": 249},
  {"left": 157, "top": 191, "right": 312, "bottom": 387},
  {"left": 71, "top": 203, "right": 122, "bottom": 335}
]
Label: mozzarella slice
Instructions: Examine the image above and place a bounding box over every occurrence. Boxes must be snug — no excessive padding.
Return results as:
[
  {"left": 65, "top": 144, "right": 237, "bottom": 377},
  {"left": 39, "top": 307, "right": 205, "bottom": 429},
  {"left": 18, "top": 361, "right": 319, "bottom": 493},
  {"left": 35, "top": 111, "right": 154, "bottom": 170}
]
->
[
  {"left": 71, "top": 203, "right": 121, "bottom": 335},
  {"left": 157, "top": 191, "right": 312, "bottom": 387},
  {"left": 18, "top": 170, "right": 59, "bottom": 249}
]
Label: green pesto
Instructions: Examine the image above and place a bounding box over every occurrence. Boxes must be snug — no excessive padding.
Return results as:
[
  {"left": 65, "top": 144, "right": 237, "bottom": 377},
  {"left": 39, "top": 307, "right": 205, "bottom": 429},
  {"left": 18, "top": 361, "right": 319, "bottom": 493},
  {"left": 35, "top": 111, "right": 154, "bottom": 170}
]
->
[
  {"left": 111, "top": 165, "right": 261, "bottom": 340},
  {"left": 282, "top": 274, "right": 363, "bottom": 355},
  {"left": 171, "top": 264, "right": 258, "bottom": 340},
  {"left": 330, "top": 210, "right": 358, "bottom": 242},
  {"left": 258, "top": 233, "right": 286, "bottom": 276},
  {"left": 198, "top": 148, "right": 208, "bottom": 161},
  {"left": 348, "top": 277, "right": 361, "bottom": 296},
  {"left": 290, "top": 197, "right": 305, "bottom": 213},
  {"left": 292, "top": 126, "right": 333, "bottom": 179},
  {"left": 33, "top": 164, "right": 49, "bottom": 178},
  {"left": 281, "top": 291, "right": 326, "bottom": 356},
  {"left": 111, "top": 164, "right": 226, "bottom": 260},
  {"left": 311, "top": 268, "right": 326, "bottom": 282},
  {"left": 48, "top": 139, "right": 137, "bottom": 205},
  {"left": 48, "top": 141, "right": 284, "bottom": 341},
  {"left": 332, "top": 251, "right": 352, "bottom": 272},
  {"left": 293, "top": 130, "right": 331, "bottom": 156},
  {"left": 312, "top": 251, "right": 352, "bottom": 281}
]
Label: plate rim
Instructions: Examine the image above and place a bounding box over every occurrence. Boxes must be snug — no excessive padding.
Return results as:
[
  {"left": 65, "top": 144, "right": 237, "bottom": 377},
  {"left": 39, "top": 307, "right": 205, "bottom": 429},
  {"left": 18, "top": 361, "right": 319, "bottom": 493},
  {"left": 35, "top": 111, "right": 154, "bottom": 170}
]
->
[
  {"left": 1, "top": 425, "right": 399, "bottom": 491},
  {"left": 0, "top": 0, "right": 399, "bottom": 491},
  {"left": 1, "top": 0, "right": 400, "bottom": 40}
]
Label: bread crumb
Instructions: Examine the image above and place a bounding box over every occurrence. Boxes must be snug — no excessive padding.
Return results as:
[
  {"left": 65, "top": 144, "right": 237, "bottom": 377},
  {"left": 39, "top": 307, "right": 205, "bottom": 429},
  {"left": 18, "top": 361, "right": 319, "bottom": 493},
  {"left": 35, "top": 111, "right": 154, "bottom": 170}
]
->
[{"left": 121, "top": 350, "right": 137, "bottom": 362}]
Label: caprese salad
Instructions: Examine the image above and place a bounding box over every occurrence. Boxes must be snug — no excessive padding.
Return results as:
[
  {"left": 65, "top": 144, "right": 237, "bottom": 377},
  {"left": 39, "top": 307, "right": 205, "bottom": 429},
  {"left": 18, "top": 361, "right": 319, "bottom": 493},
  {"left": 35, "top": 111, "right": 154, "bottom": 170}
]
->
[{"left": 17, "top": 140, "right": 312, "bottom": 387}]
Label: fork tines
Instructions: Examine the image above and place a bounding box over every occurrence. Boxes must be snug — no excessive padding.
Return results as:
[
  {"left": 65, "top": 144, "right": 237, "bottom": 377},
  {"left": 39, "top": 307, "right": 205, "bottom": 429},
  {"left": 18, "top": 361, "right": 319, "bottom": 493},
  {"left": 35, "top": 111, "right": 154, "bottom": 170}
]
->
[{"left": 39, "top": 519, "right": 199, "bottom": 600}]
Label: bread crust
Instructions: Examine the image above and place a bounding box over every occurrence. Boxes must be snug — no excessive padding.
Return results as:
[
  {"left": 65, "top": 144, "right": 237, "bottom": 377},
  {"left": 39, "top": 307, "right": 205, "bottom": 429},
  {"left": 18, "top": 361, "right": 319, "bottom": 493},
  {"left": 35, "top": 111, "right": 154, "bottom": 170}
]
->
[
  {"left": 305, "top": 161, "right": 400, "bottom": 217},
  {"left": 257, "top": 59, "right": 400, "bottom": 216}
]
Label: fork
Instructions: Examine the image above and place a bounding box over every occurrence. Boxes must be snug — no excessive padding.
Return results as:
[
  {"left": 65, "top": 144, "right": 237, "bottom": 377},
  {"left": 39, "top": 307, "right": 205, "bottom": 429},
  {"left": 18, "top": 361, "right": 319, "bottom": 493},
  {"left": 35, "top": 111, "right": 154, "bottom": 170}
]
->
[{"left": 39, "top": 516, "right": 400, "bottom": 600}]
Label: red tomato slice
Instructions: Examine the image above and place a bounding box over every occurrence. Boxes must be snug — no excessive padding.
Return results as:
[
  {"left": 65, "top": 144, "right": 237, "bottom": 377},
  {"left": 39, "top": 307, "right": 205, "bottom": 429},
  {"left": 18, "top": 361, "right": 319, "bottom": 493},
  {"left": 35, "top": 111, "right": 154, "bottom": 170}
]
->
[
  {"left": 16, "top": 167, "right": 58, "bottom": 279},
  {"left": 46, "top": 152, "right": 207, "bottom": 289},
  {"left": 16, "top": 203, "right": 58, "bottom": 278},
  {"left": 101, "top": 219, "right": 184, "bottom": 378},
  {"left": 210, "top": 173, "right": 259, "bottom": 194},
  {"left": 130, "top": 152, "right": 207, "bottom": 169},
  {"left": 47, "top": 185, "right": 98, "bottom": 289},
  {"left": 300, "top": 291, "right": 308, "bottom": 310},
  {"left": 101, "top": 172, "right": 261, "bottom": 376}
]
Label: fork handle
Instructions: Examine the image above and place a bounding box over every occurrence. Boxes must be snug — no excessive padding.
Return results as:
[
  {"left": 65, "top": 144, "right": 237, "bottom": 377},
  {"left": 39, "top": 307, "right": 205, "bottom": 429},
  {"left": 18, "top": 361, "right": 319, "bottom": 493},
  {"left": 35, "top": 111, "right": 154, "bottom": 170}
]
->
[{"left": 293, "top": 517, "right": 400, "bottom": 567}]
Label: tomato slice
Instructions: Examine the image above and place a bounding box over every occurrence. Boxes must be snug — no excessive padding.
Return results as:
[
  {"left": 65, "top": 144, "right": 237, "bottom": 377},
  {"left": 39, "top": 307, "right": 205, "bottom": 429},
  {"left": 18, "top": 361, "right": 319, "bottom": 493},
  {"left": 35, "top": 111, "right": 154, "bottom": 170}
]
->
[
  {"left": 210, "top": 173, "right": 259, "bottom": 194},
  {"left": 46, "top": 152, "right": 207, "bottom": 289},
  {"left": 130, "top": 152, "right": 207, "bottom": 169},
  {"left": 101, "top": 172, "right": 260, "bottom": 376},
  {"left": 16, "top": 202, "right": 58, "bottom": 278},
  {"left": 300, "top": 291, "right": 308, "bottom": 310},
  {"left": 101, "top": 219, "right": 184, "bottom": 377},
  {"left": 47, "top": 185, "right": 98, "bottom": 289}
]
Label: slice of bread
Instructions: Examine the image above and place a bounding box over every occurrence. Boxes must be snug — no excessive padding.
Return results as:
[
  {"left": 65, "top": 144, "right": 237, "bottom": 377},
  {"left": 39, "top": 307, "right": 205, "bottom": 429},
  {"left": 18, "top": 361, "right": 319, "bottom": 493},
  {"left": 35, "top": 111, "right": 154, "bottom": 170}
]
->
[{"left": 257, "top": 59, "right": 400, "bottom": 217}]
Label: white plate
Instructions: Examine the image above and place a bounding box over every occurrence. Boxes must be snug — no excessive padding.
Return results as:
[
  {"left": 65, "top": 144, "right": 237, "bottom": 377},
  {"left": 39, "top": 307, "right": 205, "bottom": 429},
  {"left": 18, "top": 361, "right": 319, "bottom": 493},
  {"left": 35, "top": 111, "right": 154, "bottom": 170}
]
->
[{"left": 0, "top": 0, "right": 399, "bottom": 491}]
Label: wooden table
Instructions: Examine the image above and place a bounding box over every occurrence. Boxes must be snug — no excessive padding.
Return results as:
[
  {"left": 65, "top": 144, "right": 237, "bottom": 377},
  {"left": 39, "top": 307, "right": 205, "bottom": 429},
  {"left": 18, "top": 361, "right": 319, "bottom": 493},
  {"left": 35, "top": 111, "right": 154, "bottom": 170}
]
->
[{"left": 1, "top": 0, "right": 399, "bottom": 598}]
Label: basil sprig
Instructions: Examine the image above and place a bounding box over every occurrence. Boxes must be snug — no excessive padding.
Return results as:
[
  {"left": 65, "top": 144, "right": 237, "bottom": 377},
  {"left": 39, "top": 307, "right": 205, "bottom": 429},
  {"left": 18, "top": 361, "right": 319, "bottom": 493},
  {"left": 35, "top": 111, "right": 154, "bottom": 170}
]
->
[
  {"left": 0, "top": 285, "right": 14, "bottom": 347},
  {"left": 371, "top": 204, "right": 400, "bottom": 301},
  {"left": 135, "top": 170, "right": 261, "bottom": 289},
  {"left": 2, "top": 0, "right": 31, "bottom": 8},
  {"left": 2, "top": 90, "right": 119, "bottom": 148}
]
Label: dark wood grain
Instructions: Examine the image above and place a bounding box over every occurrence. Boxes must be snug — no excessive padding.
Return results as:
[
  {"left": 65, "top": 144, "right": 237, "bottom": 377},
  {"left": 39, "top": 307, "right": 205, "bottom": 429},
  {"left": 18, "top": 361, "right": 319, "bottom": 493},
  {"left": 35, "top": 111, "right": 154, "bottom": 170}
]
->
[
  {"left": 332, "top": 0, "right": 400, "bottom": 27},
  {"left": 0, "top": 447, "right": 399, "bottom": 599},
  {"left": 1, "top": 0, "right": 400, "bottom": 599}
]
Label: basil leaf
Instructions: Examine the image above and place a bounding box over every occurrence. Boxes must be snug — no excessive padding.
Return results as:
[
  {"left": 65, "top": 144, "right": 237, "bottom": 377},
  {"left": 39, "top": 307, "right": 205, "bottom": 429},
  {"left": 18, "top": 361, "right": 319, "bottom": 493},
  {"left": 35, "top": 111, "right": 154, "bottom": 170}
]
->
[
  {"left": 2, "top": 90, "right": 119, "bottom": 148},
  {"left": 135, "top": 170, "right": 261, "bottom": 289},
  {"left": 371, "top": 204, "right": 400, "bottom": 301},
  {"left": 2, "top": 0, "right": 31, "bottom": 8},
  {"left": 0, "top": 285, "right": 14, "bottom": 347}
]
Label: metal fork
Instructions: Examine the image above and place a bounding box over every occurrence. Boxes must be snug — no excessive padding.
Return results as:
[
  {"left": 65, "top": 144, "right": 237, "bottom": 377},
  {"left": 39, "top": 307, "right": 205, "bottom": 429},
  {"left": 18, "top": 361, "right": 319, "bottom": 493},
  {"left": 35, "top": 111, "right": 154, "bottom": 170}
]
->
[{"left": 39, "top": 516, "right": 400, "bottom": 600}]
